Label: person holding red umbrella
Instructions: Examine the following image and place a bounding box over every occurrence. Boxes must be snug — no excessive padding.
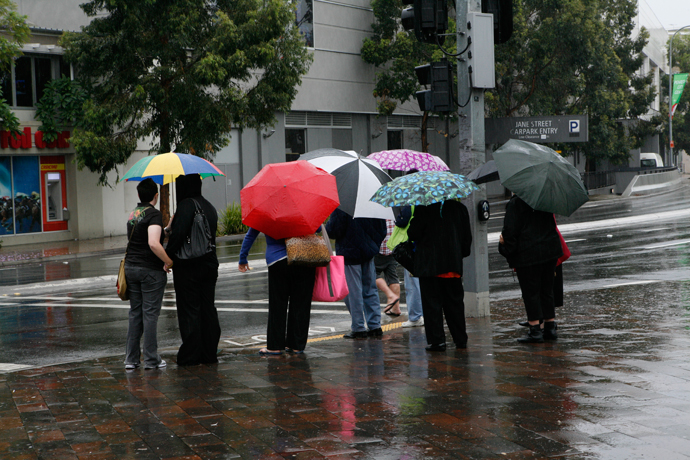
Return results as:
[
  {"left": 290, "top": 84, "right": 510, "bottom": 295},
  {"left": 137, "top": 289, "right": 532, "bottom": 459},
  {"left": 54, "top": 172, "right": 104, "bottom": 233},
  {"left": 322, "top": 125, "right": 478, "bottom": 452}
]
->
[{"left": 239, "top": 161, "right": 340, "bottom": 355}]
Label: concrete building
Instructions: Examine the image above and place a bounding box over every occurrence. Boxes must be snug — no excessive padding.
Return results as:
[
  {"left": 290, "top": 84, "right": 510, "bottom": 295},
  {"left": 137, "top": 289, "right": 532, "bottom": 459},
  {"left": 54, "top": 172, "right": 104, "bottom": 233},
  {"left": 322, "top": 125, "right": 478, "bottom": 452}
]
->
[{"left": 0, "top": 0, "right": 458, "bottom": 247}]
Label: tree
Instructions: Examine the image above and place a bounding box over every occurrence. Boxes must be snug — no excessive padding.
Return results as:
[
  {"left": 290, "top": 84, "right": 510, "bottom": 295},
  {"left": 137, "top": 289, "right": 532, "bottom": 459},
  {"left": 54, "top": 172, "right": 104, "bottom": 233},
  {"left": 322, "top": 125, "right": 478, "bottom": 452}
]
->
[
  {"left": 488, "top": 0, "right": 656, "bottom": 170},
  {"left": 0, "top": 0, "right": 31, "bottom": 133},
  {"left": 360, "top": 0, "right": 456, "bottom": 152},
  {"left": 651, "top": 34, "right": 690, "bottom": 159},
  {"left": 56, "top": 0, "right": 312, "bottom": 219}
]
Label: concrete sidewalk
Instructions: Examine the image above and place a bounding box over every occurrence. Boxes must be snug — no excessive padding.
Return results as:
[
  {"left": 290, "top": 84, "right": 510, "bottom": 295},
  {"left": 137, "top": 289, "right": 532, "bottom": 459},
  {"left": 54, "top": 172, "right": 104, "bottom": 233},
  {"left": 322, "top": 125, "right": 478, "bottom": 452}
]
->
[{"left": 1, "top": 279, "right": 689, "bottom": 459}]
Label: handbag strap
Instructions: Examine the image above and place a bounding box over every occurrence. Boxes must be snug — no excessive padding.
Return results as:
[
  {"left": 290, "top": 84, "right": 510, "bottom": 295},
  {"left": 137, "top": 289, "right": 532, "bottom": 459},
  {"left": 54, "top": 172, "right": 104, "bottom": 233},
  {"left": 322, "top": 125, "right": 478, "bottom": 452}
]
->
[{"left": 320, "top": 225, "right": 334, "bottom": 255}]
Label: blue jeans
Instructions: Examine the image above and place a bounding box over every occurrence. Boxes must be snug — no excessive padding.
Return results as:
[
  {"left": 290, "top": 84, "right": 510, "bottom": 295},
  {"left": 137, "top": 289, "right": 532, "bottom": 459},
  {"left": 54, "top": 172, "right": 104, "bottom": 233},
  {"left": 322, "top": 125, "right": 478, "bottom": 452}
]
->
[
  {"left": 344, "top": 258, "right": 380, "bottom": 332},
  {"left": 124, "top": 265, "right": 167, "bottom": 367},
  {"left": 404, "top": 269, "right": 423, "bottom": 322}
]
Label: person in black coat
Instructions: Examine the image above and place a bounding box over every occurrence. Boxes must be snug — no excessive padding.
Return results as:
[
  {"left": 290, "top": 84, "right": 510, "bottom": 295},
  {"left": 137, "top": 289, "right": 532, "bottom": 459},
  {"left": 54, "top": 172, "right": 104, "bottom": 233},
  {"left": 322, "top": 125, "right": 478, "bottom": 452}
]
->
[
  {"left": 499, "top": 195, "right": 562, "bottom": 343},
  {"left": 325, "top": 209, "right": 386, "bottom": 339},
  {"left": 407, "top": 200, "right": 472, "bottom": 351},
  {"left": 165, "top": 174, "right": 221, "bottom": 365}
]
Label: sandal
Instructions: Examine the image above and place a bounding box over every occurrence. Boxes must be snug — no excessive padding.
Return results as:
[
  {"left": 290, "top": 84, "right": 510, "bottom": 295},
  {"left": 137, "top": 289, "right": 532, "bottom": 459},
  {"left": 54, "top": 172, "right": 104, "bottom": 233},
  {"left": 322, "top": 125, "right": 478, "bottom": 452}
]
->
[
  {"left": 285, "top": 348, "right": 304, "bottom": 354},
  {"left": 383, "top": 298, "right": 401, "bottom": 316},
  {"left": 259, "top": 348, "right": 283, "bottom": 355}
]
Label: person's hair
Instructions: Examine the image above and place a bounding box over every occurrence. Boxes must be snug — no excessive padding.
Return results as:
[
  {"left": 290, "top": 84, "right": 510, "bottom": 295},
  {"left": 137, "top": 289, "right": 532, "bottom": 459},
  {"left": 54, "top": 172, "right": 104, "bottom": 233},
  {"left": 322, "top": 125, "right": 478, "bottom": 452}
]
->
[
  {"left": 137, "top": 178, "right": 158, "bottom": 203},
  {"left": 406, "top": 168, "right": 419, "bottom": 175}
]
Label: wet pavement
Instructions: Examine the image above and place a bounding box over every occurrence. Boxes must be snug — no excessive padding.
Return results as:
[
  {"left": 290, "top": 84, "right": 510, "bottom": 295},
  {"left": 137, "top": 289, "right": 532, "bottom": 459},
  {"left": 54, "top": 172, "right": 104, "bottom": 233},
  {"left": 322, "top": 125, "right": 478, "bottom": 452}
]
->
[{"left": 2, "top": 280, "right": 690, "bottom": 459}]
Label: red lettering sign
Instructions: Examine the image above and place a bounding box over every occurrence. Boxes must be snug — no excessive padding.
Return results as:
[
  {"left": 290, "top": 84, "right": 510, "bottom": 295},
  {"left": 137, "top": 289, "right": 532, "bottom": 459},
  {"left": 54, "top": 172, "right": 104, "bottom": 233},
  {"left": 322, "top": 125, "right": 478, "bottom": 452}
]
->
[{"left": 0, "top": 128, "right": 71, "bottom": 149}]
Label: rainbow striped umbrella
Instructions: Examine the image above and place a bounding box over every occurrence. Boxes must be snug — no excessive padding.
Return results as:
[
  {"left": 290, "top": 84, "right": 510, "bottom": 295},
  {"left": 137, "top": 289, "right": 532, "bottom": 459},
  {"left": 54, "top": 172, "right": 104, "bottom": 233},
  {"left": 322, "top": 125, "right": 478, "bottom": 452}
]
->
[{"left": 122, "top": 152, "right": 225, "bottom": 185}]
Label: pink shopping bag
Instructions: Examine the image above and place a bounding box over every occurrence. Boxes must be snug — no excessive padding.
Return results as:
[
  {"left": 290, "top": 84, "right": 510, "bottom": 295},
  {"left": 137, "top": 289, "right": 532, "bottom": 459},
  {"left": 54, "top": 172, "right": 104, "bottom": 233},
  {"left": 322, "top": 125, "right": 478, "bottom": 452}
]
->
[{"left": 313, "top": 255, "right": 349, "bottom": 302}]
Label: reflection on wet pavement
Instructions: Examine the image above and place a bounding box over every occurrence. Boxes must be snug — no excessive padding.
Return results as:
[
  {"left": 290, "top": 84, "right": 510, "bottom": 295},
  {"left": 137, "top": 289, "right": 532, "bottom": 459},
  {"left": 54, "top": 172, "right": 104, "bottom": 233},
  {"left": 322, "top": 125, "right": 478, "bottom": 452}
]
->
[{"left": 2, "top": 281, "right": 690, "bottom": 458}]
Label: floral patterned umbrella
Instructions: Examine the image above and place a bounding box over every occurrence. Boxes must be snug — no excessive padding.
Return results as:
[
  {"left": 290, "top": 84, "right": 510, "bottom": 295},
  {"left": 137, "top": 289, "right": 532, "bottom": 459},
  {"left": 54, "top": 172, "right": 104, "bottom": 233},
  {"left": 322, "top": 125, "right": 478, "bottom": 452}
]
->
[
  {"left": 367, "top": 149, "right": 450, "bottom": 172},
  {"left": 370, "top": 171, "right": 479, "bottom": 207}
]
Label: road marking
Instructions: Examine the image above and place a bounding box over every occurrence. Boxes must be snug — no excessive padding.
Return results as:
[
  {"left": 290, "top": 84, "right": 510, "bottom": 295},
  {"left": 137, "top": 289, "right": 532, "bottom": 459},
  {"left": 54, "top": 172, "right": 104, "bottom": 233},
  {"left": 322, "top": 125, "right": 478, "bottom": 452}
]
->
[
  {"left": 564, "top": 238, "right": 586, "bottom": 243},
  {"left": 0, "top": 363, "right": 31, "bottom": 372},
  {"left": 602, "top": 280, "right": 662, "bottom": 288},
  {"left": 643, "top": 239, "right": 690, "bottom": 249},
  {"left": 4, "top": 301, "right": 352, "bottom": 314}
]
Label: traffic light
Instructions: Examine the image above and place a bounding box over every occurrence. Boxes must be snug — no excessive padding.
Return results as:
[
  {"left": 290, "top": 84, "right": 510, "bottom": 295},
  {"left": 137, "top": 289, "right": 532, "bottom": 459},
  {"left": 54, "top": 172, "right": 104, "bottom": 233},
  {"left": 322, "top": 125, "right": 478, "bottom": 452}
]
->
[
  {"left": 481, "top": 0, "right": 513, "bottom": 44},
  {"left": 414, "top": 61, "right": 454, "bottom": 112},
  {"left": 401, "top": 0, "right": 448, "bottom": 45}
]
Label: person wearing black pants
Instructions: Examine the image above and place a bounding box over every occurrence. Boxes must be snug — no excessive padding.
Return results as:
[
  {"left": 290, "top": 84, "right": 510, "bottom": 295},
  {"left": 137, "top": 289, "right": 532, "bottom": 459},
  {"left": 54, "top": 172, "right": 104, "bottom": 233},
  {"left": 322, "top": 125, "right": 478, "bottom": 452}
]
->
[
  {"left": 499, "top": 195, "right": 562, "bottom": 343},
  {"left": 418, "top": 277, "right": 467, "bottom": 348},
  {"left": 165, "top": 174, "right": 221, "bottom": 365},
  {"left": 408, "top": 200, "right": 472, "bottom": 351},
  {"left": 267, "top": 259, "right": 316, "bottom": 352}
]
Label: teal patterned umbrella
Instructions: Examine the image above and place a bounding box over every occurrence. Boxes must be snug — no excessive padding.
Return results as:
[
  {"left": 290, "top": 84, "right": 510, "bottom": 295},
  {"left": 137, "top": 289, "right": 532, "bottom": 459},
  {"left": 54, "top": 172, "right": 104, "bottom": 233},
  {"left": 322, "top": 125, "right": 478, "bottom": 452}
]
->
[{"left": 370, "top": 171, "right": 479, "bottom": 207}]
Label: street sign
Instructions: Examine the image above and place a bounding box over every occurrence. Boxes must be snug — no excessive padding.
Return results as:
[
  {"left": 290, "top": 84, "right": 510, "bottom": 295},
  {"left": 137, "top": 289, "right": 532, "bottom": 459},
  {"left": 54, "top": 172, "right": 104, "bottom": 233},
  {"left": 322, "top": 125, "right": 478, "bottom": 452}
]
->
[{"left": 485, "top": 115, "right": 589, "bottom": 144}]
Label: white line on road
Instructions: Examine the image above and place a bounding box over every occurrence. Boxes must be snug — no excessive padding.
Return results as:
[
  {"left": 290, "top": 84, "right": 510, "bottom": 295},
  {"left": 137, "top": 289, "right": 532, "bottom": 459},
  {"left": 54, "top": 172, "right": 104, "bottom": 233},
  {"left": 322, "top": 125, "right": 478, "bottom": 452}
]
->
[
  {"left": 602, "top": 280, "right": 662, "bottom": 288},
  {"left": 564, "top": 239, "right": 586, "bottom": 243},
  {"left": 643, "top": 239, "right": 690, "bottom": 249},
  {"left": 2, "top": 301, "right": 351, "bottom": 314}
]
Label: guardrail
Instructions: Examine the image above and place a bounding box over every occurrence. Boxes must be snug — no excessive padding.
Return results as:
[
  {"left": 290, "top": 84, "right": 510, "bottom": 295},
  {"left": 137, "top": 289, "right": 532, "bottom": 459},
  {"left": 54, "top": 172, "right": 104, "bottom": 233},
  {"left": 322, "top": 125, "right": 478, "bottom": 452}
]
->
[{"left": 581, "top": 166, "right": 679, "bottom": 191}]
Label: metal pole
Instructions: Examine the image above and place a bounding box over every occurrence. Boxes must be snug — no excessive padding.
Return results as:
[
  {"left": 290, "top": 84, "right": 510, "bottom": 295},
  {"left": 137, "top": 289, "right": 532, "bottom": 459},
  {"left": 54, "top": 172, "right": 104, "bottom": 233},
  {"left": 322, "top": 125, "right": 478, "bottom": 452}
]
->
[
  {"left": 669, "top": 25, "right": 690, "bottom": 167},
  {"left": 456, "top": 0, "right": 490, "bottom": 317}
]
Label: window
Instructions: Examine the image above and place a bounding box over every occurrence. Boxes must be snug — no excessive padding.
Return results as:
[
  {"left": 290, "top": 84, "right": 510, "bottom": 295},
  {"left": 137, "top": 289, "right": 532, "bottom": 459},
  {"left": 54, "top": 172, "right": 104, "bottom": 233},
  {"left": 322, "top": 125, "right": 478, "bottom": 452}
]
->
[
  {"left": 387, "top": 130, "right": 402, "bottom": 150},
  {"left": 285, "top": 128, "right": 306, "bottom": 162},
  {"left": 0, "top": 156, "right": 42, "bottom": 235},
  {"left": 0, "top": 54, "right": 69, "bottom": 108},
  {"left": 296, "top": 0, "right": 313, "bottom": 47}
]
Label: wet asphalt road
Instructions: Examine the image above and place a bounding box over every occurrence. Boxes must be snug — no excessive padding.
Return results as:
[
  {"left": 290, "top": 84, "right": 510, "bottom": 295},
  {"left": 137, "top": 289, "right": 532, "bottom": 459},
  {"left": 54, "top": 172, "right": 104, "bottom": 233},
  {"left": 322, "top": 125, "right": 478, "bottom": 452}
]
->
[{"left": 1, "top": 186, "right": 690, "bottom": 369}]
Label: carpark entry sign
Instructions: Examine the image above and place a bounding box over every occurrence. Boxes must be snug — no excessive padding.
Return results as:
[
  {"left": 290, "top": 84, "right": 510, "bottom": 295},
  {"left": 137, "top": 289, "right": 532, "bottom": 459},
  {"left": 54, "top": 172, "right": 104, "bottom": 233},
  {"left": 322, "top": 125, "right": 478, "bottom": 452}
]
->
[{"left": 485, "top": 115, "right": 589, "bottom": 144}]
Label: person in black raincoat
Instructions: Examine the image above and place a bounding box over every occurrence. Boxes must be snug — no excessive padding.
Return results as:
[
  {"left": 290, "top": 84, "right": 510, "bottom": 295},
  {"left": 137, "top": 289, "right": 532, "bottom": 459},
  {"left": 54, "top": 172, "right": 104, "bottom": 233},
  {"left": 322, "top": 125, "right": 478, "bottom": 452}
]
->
[
  {"left": 165, "top": 174, "right": 221, "bottom": 365},
  {"left": 407, "top": 200, "right": 472, "bottom": 351},
  {"left": 499, "top": 194, "right": 562, "bottom": 343}
]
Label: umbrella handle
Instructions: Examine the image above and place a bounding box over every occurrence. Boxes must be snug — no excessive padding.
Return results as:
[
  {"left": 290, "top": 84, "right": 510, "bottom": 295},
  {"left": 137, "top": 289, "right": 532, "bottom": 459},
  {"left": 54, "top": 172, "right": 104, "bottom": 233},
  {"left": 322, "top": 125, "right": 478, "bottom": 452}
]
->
[{"left": 320, "top": 225, "right": 334, "bottom": 255}]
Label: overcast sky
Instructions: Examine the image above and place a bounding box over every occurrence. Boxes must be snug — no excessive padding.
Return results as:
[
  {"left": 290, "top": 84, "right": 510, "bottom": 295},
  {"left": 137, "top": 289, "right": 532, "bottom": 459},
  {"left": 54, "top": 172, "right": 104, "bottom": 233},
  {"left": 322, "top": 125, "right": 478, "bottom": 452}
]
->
[{"left": 647, "top": 0, "right": 690, "bottom": 30}]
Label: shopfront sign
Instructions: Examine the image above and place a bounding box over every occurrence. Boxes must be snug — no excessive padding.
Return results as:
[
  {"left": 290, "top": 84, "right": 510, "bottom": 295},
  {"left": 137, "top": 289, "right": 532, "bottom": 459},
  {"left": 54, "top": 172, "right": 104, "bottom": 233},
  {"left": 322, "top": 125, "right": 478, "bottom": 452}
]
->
[{"left": 0, "top": 128, "right": 71, "bottom": 149}]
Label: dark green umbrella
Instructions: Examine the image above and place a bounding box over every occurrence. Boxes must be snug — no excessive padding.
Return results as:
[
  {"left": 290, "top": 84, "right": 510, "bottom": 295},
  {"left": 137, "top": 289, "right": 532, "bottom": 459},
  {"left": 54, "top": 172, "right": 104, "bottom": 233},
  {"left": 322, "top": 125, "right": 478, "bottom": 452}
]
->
[{"left": 493, "top": 139, "right": 588, "bottom": 217}]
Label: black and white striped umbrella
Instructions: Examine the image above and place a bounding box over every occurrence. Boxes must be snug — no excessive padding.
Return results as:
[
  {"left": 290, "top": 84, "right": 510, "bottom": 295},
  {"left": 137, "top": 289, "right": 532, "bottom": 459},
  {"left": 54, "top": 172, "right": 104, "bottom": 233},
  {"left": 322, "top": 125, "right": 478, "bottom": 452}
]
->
[{"left": 306, "top": 154, "right": 394, "bottom": 219}]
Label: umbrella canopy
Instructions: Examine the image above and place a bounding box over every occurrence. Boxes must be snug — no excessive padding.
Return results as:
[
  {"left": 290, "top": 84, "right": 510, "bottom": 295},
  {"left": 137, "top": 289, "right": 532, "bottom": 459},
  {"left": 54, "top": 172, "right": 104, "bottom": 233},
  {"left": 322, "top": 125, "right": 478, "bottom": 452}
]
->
[
  {"left": 493, "top": 139, "right": 588, "bottom": 217},
  {"left": 466, "top": 160, "right": 500, "bottom": 185},
  {"left": 305, "top": 155, "right": 393, "bottom": 219},
  {"left": 122, "top": 152, "right": 225, "bottom": 185},
  {"left": 371, "top": 171, "right": 479, "bottom": 207},
  {"left": 240, "top": 161, "right": 339, "bottom": 240},
  {"left": 367, "top": 149, "right": 450, "bottom": 172},
  {"left": 300, "top": 148, "right": 362, "bottom": 161}
]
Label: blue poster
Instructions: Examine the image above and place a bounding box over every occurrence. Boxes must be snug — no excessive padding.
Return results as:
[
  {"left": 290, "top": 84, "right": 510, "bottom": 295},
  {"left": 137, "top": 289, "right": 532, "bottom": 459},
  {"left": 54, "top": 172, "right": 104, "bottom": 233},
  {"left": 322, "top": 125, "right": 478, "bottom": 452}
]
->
[
  {"left": 12, "top": 156, "right": 41, "bottom": 234},
  {"left": 0, "top": 157, "right": 12, "bottom": 235}
]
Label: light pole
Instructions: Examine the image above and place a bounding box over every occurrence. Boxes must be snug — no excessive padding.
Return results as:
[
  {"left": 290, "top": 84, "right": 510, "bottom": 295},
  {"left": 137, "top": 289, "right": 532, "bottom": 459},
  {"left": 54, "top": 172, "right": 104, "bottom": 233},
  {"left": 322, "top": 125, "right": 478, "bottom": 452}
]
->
[{"left": 669, "top": 25, "right": 690, "bottom": 167}]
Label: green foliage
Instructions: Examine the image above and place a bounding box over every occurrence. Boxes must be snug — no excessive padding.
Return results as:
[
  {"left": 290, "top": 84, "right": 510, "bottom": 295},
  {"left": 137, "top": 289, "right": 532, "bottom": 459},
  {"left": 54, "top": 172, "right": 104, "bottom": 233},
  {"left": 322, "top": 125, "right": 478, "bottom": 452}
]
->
[
  {"left": 217, "top": 202, "right": 248, "bottom": 236},
  {"left": 651, "top": 34, "right": 690, "bottom": 158},
  {"left": 360, "top": 0, "right": 456, "bottom": 115},
  {"left": 60, "top": 0, "right": 313, "bottom": 185},
  {"left": 488, "top": 0, "right": 656, "bottom": 168},
  {"left": 35, "top": 77, "right": 88, "bottom": 142},
  {"left": 0, "top": 0, "right": 30, "bottom": 134}
]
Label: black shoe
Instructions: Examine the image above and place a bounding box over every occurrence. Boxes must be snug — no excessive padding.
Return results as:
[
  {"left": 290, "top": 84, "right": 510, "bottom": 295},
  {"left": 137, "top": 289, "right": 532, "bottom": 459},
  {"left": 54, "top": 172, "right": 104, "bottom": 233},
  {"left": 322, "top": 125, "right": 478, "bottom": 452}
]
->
[
  {"left": 344, "top": 331, "right": 368, "bottom": 339},
  {"left": 519, "top": 320, "right": 543, "bottom": 327},
  {"left": 517, "top": 325, "right": 544, "bottom": 343},
  {"left": 543, "top": 321, "right": 558, "bottom": 340},
  {"left": 425, "top": 343, "right": 447, "bottom": 351},
  {"left": 455, "top": 343, "right": 467, "bottom": 349},
  {"left": 367, "top": 328, "right": 383, "bottom": 337}
]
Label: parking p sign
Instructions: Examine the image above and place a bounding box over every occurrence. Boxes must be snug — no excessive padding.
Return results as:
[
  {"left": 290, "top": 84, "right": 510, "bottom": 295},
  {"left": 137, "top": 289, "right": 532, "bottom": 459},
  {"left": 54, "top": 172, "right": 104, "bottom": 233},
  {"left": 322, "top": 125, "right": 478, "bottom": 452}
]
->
[{"left": 569, "top": 119, "right": 580, "bottom": 137}]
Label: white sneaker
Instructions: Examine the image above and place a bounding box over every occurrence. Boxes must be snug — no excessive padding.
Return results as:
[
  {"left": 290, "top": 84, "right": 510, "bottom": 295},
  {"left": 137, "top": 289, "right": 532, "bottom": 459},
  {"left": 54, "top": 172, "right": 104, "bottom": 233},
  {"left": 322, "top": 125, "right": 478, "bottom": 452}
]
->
[
  {"left": 145, "top": 359, "right": 166, "bottom": 370},
  {"left": 402, "top": 317, "right": 424, "bottom": 328},
  {"left": 124, "top": 363, "right": 139, "bottom": 370}
]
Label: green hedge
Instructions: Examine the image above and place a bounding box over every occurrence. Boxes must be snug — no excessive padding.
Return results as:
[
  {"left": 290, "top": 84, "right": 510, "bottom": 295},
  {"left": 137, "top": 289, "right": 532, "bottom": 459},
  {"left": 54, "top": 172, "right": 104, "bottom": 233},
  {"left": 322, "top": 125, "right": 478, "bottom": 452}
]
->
[{"left": 217, "top": 202, "right": 248, "bottom": 236}]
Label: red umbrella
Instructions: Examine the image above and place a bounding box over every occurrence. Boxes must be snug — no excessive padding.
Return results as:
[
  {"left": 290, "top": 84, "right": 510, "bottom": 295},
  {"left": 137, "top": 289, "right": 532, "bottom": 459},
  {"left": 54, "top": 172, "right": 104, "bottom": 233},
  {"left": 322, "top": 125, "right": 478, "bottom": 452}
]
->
[{"left": 240, "top": 160, "right": 340, "bottom": 239}]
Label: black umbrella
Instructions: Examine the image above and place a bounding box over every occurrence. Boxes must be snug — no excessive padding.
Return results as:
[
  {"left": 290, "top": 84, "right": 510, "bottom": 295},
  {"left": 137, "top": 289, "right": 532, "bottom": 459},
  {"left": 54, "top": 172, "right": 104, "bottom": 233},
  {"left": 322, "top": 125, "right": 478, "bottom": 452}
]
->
[{"left": 466, "top": 160, "right": 499, "bottom": 184}]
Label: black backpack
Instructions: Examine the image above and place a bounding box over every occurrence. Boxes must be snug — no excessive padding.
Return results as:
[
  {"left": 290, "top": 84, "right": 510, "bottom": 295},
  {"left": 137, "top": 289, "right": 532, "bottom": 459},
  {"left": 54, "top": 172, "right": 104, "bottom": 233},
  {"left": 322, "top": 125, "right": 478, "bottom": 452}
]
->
[{"left": 175, "top": 198, "right": 215, "bottom": 259}]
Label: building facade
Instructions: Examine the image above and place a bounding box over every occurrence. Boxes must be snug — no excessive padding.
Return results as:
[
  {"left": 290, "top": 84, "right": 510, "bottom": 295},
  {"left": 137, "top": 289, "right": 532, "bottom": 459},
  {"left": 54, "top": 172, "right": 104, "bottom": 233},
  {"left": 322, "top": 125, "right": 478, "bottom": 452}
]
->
[{"left": 0, "top": 0, "right": 457, "bottom": 247}]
